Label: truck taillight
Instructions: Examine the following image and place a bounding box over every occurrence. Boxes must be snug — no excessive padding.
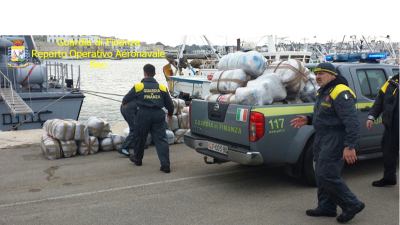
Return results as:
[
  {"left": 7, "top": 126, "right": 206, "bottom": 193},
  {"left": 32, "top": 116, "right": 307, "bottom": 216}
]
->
[
  {"left": 249, "top": 112, "right": 265, "bottom": 142},
  {"left": 189, "top": 103, "right": 192, "bottom": 128}
]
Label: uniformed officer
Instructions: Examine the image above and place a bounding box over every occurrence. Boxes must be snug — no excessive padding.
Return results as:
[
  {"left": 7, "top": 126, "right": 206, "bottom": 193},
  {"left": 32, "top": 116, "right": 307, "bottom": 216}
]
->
[
  {"left": 125, "top": 64, "right": 174, "bottom": 173},
  {"left": 290, "top": 63, "right": 364, "bottom": 223},
  {"left": 366, "top": 73, "right": 399, "bottom": 187}
]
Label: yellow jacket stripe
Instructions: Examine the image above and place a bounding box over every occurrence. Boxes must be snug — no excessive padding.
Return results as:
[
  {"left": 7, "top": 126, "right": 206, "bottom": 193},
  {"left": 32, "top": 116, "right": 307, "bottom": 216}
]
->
[
  {"left": 380, "top": 80, "right": 390, "bottom": 93},
  {"left": 159, "top": 84, "right": 168, "bottom": 92},
  {"left": 330, "top": 84, "right": 356, "bottom": 100}
]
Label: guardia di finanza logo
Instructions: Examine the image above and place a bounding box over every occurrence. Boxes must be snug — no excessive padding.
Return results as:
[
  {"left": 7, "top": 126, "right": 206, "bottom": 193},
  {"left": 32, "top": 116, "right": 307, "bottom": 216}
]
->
[{"left": 8, "top": 39, "right": 30, "bottom": 68}]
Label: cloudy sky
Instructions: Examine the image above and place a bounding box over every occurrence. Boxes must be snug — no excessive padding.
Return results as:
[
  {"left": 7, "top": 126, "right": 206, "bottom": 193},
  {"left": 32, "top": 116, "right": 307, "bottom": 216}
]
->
[{"left": 3, "top": 0, "right": 399, "bottom": 46}]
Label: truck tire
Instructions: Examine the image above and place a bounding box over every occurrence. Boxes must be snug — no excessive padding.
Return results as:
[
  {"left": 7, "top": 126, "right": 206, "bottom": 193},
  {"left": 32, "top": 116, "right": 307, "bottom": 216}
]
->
[{"left": 303, "top": 144, "right": 317, "bottom": 186}]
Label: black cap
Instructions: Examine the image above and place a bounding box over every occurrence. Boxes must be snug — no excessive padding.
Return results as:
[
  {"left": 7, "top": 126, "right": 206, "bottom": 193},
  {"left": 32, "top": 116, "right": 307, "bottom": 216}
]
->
[{"left": 314, "top": 63, "right": 337, "bottom": 76}]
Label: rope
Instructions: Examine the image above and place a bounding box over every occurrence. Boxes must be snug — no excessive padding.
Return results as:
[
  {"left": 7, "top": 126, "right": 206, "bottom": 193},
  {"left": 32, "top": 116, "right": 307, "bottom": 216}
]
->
[
  {"left": 81, "top": 89, "right": 124, "bottom": 97},
  {"left": 82, "top": 91, "right": 122, "bottom": 103}
]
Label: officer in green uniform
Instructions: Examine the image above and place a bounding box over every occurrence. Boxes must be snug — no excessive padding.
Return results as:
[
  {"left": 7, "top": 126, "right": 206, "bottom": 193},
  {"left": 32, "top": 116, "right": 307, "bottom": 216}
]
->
[
  {"left": 367, "top": 73, "right": 399, "bottom": 187},
  {"left": 124, "top": 64, "right": 174, "bottom": 173},
  {"left": 291, "top": 63, "right": 364, "bottom": 223}
]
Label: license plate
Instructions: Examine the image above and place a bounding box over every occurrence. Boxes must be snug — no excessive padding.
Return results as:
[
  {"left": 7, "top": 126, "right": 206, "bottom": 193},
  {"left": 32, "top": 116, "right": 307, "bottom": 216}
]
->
[{"left": 207, "top": 142, "right": 228, "bottom": 155}]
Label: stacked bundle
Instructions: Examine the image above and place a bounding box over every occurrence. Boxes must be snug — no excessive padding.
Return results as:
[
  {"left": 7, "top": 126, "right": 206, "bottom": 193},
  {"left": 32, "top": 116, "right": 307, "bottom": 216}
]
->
[
  {"left": 41, "top": 117, "right": 124, "bottom": 160},
  {"left": 167, "top": 98, "right": 190, "bottom": 144},
  {"left": 206, "top": 51, "right": 267, "bottom": 104},
  {"left": 208, "top": 58, "right": 318, "bottom": 106}
]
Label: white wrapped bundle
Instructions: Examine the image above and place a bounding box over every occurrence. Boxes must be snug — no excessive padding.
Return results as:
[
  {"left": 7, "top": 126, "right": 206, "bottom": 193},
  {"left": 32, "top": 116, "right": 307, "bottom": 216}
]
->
[
  {"left": 174, "top": 129, "right": 189, "bottom": 144},
  {"left": 182, "top": 106, "right": 189, "bottom": 114},
  {"left": 300, "top": 73, "right": 318, "bottom": 102},
  {"left": 74, "top": 121, "right": 89, "bottom": 142},
  {"left": 265, "top": 59, "right": 310, "bottom": 99},
  {"left": 177, "top": 113, "right": 190, "bottom": 129},
  {"left": 166, "top": 130, "right": 175, "bottom": 145},
  {"left": 111, "top": 134, "right": 125, "bottom": 151},
  {"left": 43, "top": 119, "right": 76, "bottom": 141},
  {"left": 209, "top": 69, "right": 248, "bottom": 94},
  {"left": 99, "top": 137, "right": 114, "bottom": 151},
  {"left": 235, "top": 74, "right": 287, "bottom": 105},
  {"left": 41, "top": 133, "right": 62, "bottom": 160},
  {"left": 60, "top": 140, "right": 77, "bottom": 158},
  {"left": 86, "top": 117, "right": 112, "bottom": 138},
  {"left": 218, "top": 51, "right": 266, "bottom": 77},
  {"left": 172, "top": 98, "right": 185, "bottom": 115},
  {"left": 205, "top": 94, "right": 237, "bottom": 104},
  {"left": 78, "top": 136, "right": 100, "bottom": 155},
  {"left": 167, "top": 115, "right": 179, "bottom": 131}
]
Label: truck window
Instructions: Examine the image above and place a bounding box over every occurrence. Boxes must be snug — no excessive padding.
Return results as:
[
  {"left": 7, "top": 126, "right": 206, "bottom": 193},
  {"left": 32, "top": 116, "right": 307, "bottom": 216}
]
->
[{"left": 356, "top": 69, "right": 387, "bottom": 99}]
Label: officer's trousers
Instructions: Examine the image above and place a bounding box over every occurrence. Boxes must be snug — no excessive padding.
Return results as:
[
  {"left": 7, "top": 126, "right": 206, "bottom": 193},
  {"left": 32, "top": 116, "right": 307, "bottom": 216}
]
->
[
  {"left": 313, "top": 130, "right": 362, "bottom": 213},
  {"left": 382, "top": 125, "right": 399, "bottom": 181},
  {"left": 132, "top": 107, "right": 170, "bottom": 167},
  {"left": 120, "top": 103, "right": 137, "bottom": 150}
]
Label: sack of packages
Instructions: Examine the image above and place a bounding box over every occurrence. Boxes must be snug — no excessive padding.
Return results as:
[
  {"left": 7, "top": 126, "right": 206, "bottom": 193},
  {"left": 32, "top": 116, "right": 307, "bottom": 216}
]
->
[
  {"left": 166, "top": 129, "right": 175, "bottom": 145},
  {"left": 172, "top": 98, "right": 186, "bottom": 115},
  {"left": 167, "top": 115, "right": 179, "bottom": 131},
  {"left": 182, "top": 106, "right": 189, "bottom": 114},
  {"left": 174, "top": 129, "right": 190, "bottom": 144},
  {"left": 235, "top": 73, "right": 287, "bottom": 105},
  {"left": 265, "top": 59, "right": 310, "bottom": 99},
  {"left": 111, "top": 134, "right": 125, "bottom": 151},
  {"left": 73, "top": 121, "right": 89, "bottom": 142},
  {"left": 43, "top": 119, "right": 76, "bottom": 141},
  {"left": 41, "top": 134, "right": 62, "bottom": 160},
  {"left": 217, "top": 51, "right": 267, "bottom": 77},
  {"left": 209, "top": 69, "right": 248, "bottom": 94},
  {"left": 60, "top": 140, "right": 77, "bottom": 158},
  {"left": 86, "top": 117, "right": 112, "bottom": 138},
  {"left": 99, "top": 134, "right": 125, "bottom": 151},
  {"left": 300, "top": 73, "right": 319, "bottom": 102},
  {"left": 205, "top": 93, "right": 237, "bottom": 104},
  {"left": 177, "top": 113, "right": 189, "bottom": 129},
  {"left": 78, "top": 136, "right": 99, "bottom": 155}
]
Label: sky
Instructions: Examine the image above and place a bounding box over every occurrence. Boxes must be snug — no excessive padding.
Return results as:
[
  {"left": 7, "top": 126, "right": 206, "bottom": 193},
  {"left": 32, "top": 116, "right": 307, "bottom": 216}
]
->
[{"left": 2, "top": 0, "right": 399, "bottom": 46}]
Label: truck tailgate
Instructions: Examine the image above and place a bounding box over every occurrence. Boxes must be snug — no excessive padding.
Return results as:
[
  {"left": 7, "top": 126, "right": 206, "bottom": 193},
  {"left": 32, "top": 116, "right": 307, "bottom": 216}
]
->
[{"left": 190, "top": 100, "right": 250, "bottom": 146}]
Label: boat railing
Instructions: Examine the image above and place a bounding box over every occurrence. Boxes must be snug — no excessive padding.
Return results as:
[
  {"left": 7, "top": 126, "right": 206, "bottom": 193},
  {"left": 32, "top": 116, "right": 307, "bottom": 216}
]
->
[
  {"left": 0, "top": 69, "right": 16, "bottom": 105},
  {"left": 45, "top": 61, "right": 81, "bottom": 92}
]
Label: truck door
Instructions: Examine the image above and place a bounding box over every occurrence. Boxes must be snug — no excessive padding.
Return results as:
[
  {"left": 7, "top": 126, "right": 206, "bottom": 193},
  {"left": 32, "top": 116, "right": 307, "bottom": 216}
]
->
[{"left": 350, "top": 67, "right": 387, "bottom": 151}]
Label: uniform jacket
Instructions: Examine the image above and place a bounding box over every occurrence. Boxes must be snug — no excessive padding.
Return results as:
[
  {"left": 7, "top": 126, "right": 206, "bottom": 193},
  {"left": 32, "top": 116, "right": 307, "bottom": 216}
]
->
[
  {"left": 308, "top": 76, "right": 360, "bottom": 149},
  {"left": 368, "top": 74, "right": 399, "bottom": 128},
  {"left": 122, "top": 77, "right": 174, "bottom": 116}
]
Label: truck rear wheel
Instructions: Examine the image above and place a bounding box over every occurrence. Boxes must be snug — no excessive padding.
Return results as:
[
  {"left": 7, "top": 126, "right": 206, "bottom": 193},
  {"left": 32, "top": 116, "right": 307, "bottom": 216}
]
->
[{"left": 303, "top": 144, "right": 317, "bottom": 186}]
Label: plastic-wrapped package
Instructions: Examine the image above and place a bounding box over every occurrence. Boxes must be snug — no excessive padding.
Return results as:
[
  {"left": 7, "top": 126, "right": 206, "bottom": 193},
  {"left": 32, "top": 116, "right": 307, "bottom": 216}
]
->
[
  {"left": 235, "top": 73, "right": 287, "bottom": 105},
  {"left": 205, "top": 93, "right": 237, "bottom": 104},
  {"left": 166, "top": 129, "right": 175, "bottom": 145},
  {"left": 209, "top": 69, "right": 248, "bottom": 94},
  {"left": 300, "top": 73, "right": 319, "bottom": 102},
  {"left": 86, "top": 117, "right": 112, "bottom": 138},
  {"left": 41, "top": 133, "right": 62, "bottom": 160},
  {"left": 265, "top": 59, "right": 310, "bottom": 99},
  {"left": 60, "top": 140, "right": 77, "bottom": 158},
  {"left": 111, "top": 134, "right": 126, "bottom": 151},
  {"left": 174, "top": 129, "right": 190, "bottom": 144},
  {"left": 172, "top": 98, "right": 185, "bottom": 115},
  {"left": 167, "top": 115, "right": 179, "bottom": 131},
  {"left": 99, "top": 137, "right": 114, "bottom": 151},
  {"left": 43, "top": 119, "right": 76, "bottom": 141},
  {"left": 177, "top": 113, "right": 190, "bottom": 129},
  {"left": 218, "top": 51, "right": 266, "bottom": 77},
  {"left": 182, "top": 106, "right": 189, "bottom": 114},
  {"left": 88, "top": 136, "right": 99, "bottom": 154}
]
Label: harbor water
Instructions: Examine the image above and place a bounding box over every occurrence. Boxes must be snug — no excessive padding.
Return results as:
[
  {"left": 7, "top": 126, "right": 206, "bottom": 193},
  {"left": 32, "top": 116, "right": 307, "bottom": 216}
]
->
[{"left": 49, "top": 58, "right": 169, "bottom": 123}]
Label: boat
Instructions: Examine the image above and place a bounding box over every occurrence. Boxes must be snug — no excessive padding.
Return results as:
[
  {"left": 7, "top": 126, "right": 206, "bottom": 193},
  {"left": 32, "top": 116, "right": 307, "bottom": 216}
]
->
[{"left": 0, "top": 35, "right": 85, "bottom": 131}]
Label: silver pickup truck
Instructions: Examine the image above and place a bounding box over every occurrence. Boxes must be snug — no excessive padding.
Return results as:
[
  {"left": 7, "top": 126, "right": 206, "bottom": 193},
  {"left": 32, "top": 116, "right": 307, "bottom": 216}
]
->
[{"left": 184, "top": 63, "right": 399, "bottom": 186}]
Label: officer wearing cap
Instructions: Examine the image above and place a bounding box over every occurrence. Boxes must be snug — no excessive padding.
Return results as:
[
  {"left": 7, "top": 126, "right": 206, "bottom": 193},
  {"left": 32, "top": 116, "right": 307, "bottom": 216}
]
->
[
  {"left": 366, "top": 73, "right": 399, "bottom": 187},
  {"left": 291, "top": 62, "right": 364, "bottom": 223},
  {"left": 124, "top": 64, "right": 174, "bottom": 173}
]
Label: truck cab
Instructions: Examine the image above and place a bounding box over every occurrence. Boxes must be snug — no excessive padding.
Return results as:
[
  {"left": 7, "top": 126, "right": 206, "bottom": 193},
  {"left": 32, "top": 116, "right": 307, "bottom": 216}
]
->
[{"left": 184, "top": 63, "right": 399, "bottom": 186}]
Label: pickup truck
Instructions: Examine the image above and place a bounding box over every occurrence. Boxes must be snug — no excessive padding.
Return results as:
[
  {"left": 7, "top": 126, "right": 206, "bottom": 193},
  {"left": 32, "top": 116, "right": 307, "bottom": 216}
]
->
[{"left": 184, "top": 63, "right": 399, "bottom": 186}]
